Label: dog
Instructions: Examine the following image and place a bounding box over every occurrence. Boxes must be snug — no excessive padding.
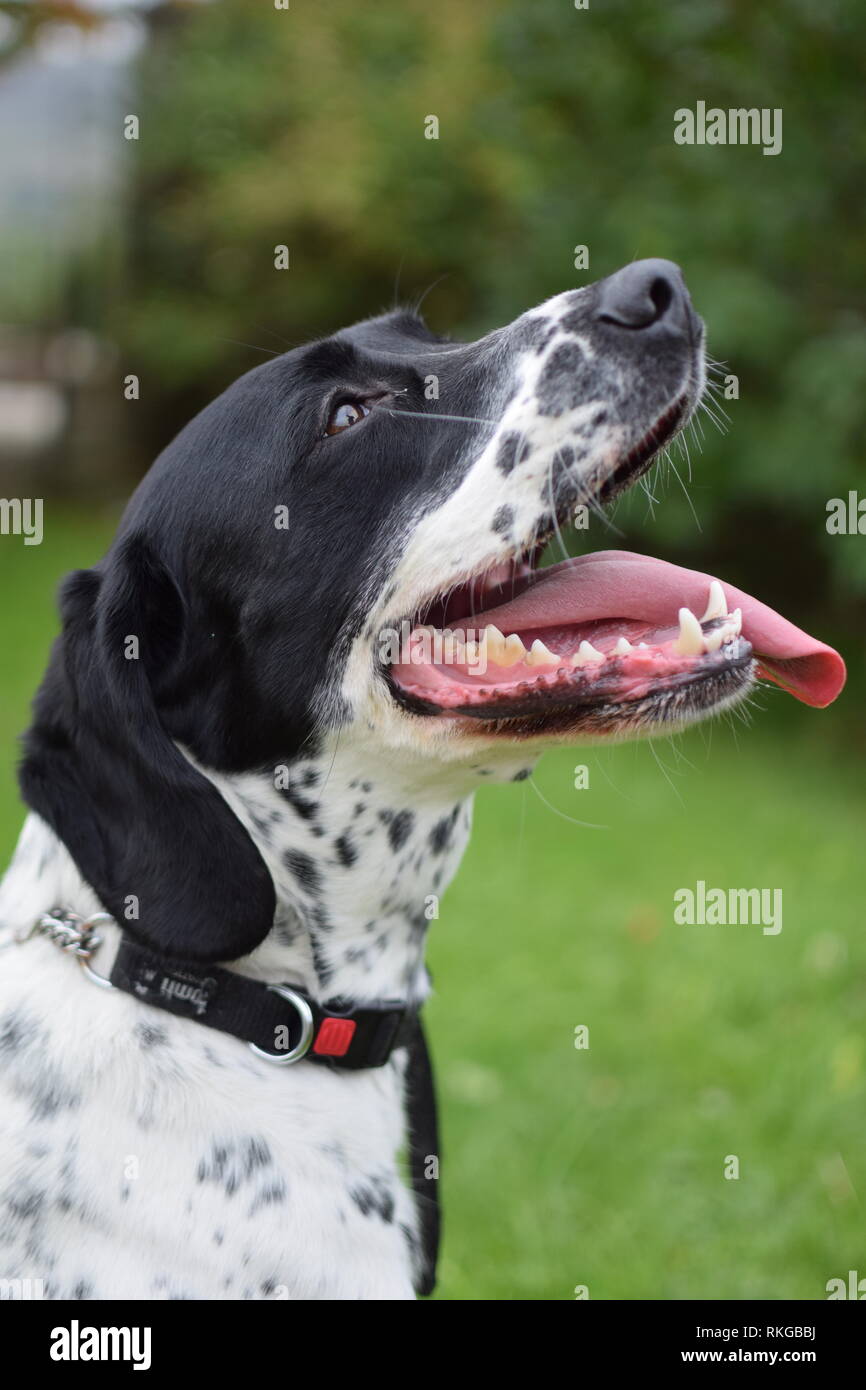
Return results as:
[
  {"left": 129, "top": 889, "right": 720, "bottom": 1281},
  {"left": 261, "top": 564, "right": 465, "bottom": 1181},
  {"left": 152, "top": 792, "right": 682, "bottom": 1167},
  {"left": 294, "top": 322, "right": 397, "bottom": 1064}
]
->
[{"left": 0, "top": 260, "right": 844, "bottom": 1300}]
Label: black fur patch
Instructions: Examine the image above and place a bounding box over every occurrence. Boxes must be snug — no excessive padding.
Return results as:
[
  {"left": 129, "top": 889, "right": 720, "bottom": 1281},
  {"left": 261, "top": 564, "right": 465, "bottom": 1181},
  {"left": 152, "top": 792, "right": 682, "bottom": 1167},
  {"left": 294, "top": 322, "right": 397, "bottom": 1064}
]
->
[
  {"left": 387, "top": 810, "right": 415, "bottom": 852},
  {"left": 334, "top": 832, "right": 358, "bottom": 867}
]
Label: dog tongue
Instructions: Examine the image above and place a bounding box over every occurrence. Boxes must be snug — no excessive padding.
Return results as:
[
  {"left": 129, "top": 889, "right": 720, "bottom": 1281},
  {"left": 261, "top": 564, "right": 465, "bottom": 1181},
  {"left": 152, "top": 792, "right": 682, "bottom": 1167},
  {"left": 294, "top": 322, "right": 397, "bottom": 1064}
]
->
[{"left": 471, "top": 550, "right": 846, "bottom": 708}]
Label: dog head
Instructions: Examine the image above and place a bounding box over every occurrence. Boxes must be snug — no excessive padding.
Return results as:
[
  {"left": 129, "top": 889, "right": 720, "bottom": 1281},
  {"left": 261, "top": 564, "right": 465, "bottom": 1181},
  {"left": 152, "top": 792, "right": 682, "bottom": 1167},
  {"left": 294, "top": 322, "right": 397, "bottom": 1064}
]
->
[{"left": 20, "top": 260, "right": 844, "bottom": 959}]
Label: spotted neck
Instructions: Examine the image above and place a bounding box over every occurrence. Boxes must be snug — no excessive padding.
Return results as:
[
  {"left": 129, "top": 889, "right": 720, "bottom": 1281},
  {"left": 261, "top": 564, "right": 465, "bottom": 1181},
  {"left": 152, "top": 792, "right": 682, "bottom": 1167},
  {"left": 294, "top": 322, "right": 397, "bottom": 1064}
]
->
[{"left": 199, "top": 736, "right": 482, "bottom": 1006}]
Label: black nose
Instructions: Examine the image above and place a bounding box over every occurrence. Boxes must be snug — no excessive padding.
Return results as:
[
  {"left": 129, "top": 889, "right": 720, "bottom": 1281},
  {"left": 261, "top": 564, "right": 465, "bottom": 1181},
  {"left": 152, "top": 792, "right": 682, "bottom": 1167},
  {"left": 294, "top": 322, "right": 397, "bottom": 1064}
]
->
[{"left": 595, "top": 258, "right": 690, "bottom": 331}]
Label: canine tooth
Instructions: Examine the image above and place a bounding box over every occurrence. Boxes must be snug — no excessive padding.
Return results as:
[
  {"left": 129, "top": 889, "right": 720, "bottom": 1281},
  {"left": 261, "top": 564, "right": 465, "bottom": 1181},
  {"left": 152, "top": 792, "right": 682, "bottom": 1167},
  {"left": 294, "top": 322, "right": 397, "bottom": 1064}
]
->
[
  {"left": 700, "top": 580, "right": 728, "bottom": 624},
  {"left": 572, "top": 640, "right": 605, "bottom": 667},
  {"left": 526, "top": 638, "right": 560, "bottom": 667},
  {"left": 730, "top": 607, "right": 742, "bottom": 635},
  {"left": 501, "top": 633, "right": 528, "bottom": 666},
  {"left": 482, "top": 624, "right": 506, "bottom": 663},
  {"left": 613, "top": 637, "right": 634, "bottom": 656},
  {"left": 672, "top": 607, "right": 705, "bottom": 656}
]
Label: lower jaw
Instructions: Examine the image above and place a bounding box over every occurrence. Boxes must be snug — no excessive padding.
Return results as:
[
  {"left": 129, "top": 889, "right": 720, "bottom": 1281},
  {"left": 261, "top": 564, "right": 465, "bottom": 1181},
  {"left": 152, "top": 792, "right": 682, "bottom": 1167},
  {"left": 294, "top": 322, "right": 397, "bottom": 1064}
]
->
[{"left": 388, "top": 652, "right": 756, "bottom": 741}]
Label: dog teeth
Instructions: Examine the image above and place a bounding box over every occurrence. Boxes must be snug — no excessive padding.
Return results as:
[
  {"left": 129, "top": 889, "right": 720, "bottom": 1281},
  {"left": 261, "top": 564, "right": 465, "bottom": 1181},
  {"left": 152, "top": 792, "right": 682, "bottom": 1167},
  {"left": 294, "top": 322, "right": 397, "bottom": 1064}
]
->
[
  {"left": 414, "top": 592, "right": 743, "bottom": 675},
  {"left": 481, "top": 625, "right": 504, "bottom": 663},
  {"left": 571, "top": 640, "right": 605, "bottom": 667},
  {"left": 501, "top": 633, "right": 528, "bottom": 666},
  {"left": 700, "top": 580, "right": 728, "bottom": 624},
  {"left": 525, "top": 638, "right": 560, "bottom": 667},
  {"left": 478, "top": 627, "right": 528, "bottom": 667},
  {"left": 672, "top": 606, "right": 705, "bottom": 656},
  {"left": 705, "top": 609, "right": 743, "bottom": 653}
]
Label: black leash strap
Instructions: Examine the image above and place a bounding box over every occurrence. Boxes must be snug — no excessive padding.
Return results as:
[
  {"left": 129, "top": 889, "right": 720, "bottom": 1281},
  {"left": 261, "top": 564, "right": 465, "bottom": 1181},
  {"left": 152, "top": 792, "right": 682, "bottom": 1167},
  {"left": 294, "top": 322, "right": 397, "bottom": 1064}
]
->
[
  {"left": 109, "top": 934, "right": 441, "bottom": 1294},
  {"left": 405, "top": 1014, "right": 441, "bottom": 1297}
]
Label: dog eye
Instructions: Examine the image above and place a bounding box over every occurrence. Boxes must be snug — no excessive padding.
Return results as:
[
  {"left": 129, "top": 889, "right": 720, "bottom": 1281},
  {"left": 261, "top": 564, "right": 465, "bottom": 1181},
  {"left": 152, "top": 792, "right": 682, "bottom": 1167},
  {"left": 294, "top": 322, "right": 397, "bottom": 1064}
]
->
[{"left": 324, "top": 400, "right": 371, "bottom": 436}]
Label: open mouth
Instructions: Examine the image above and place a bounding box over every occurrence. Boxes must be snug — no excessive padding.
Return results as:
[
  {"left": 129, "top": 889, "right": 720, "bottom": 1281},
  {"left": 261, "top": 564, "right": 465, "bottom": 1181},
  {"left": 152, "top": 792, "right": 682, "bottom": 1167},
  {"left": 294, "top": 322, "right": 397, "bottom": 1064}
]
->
[{"left": 384, "top": 418, "right": 846, "bottom": 739}]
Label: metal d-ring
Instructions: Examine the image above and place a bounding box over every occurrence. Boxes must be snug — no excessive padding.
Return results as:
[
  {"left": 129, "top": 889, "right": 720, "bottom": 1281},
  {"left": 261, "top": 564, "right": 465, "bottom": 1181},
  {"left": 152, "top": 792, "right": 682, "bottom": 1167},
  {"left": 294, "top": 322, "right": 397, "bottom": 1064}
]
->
[
  {"left": 248, "top": 983, "right": 315, "bottom": 1065},
  {"left": 74, "top": 912, "right": 117, "bottom": 991}
]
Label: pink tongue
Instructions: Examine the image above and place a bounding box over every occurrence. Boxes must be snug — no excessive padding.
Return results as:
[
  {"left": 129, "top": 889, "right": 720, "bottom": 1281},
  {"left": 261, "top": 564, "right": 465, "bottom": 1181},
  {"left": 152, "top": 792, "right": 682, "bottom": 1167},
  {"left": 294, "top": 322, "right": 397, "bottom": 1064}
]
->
[{"left": 471, "top": 550, "right": 846, "bottom": 709}]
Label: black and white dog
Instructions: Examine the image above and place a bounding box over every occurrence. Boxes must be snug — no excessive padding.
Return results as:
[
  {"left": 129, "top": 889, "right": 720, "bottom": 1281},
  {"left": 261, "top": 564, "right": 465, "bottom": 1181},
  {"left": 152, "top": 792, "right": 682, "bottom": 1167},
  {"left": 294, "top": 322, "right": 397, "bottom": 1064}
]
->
[{"left": 0, "top": 261, "right": 844, "bottom": 1299}]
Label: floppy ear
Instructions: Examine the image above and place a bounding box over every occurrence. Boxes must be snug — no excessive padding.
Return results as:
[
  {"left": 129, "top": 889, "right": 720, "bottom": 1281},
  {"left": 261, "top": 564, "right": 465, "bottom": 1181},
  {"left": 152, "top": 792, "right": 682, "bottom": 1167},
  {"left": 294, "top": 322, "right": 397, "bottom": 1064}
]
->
[{"left": 19, "top": 533, "right": 276, "bottom": 963}]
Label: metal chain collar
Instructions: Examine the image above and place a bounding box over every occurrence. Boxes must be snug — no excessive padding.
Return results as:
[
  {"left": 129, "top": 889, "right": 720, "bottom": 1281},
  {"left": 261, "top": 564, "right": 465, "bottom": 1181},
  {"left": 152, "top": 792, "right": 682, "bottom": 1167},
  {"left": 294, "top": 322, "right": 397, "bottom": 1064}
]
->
[{"left": 16, "top": 907, "right": 116, "bottom": 989}]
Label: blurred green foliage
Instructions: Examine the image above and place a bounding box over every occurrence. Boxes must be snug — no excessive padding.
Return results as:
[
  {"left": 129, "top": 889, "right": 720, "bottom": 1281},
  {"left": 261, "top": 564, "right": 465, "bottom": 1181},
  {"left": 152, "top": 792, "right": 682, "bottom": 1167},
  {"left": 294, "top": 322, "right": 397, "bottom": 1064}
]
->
[{"left": 119, "top": 0, "right": 865, "bottom": 666}]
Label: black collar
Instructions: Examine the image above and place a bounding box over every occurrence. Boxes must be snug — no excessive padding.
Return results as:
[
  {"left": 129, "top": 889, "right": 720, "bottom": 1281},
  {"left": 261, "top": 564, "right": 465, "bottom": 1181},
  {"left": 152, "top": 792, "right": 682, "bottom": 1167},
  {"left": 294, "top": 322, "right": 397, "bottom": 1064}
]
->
[{"left": 111, "top": 934, "right": 416, "bottom": 1070}]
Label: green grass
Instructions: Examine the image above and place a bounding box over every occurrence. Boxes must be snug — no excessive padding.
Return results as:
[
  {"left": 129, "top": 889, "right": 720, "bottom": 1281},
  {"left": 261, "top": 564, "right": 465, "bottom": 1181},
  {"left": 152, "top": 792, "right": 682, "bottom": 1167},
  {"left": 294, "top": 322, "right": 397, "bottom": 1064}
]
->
[
  {"left": 428, "top": 729, "right": 866, "bottom": 1300},
  {"left": 2, "top": 512, "right": 863, "bottom": 1301}
]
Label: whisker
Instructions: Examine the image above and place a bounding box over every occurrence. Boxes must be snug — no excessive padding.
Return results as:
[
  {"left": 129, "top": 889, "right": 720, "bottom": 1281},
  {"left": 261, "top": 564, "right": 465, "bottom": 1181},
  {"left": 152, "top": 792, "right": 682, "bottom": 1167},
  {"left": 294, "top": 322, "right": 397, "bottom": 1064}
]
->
[
  {"left": 412, "top": 272, "right": 452, "bottom": 314},
  {"left": 249, "top": 325, "right": 299, "bottom": 350},
  {"left": 639, "top": 472, "right": 658, "bottom": 521},
  {"left": 667, "top": 455, "right": 703, "bottom": 533},
  {"left": 527, "top": 774, "right": 607, "bottom": 830},
  {"left": 646, "top": 738, "right": 686, "bottom": 808},
  {"left": 219, "top": 339, "right": 282, "bottom": 358},
  {"left": 700, "top": 398, "right": 730, "bottom": 434},
  {"left": 393, "top": 255, "right": 406, "bottom": 308},
  {"left": 375, "top": 405, "right": 498, "bottom": 427}
]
